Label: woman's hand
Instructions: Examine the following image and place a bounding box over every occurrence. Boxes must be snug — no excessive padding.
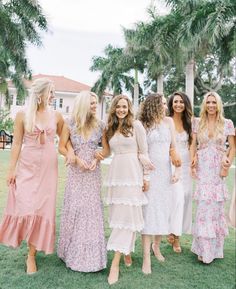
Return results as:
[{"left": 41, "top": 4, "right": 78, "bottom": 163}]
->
[
  {"left": 170, "top": 148, "right": 182, "bottom": 167},
  {"left": 65, "top": 150, "right": 76, "bottom": 166},
  {"left": 221, "top": 155, "right": 231, "bottom": 169},
  {"left": 7, "top": 170, "right": 16, "bottom": 186},
  {"left": 139, "top": 154, "right": 155, "bottom": 170},
  {"left": 76, "top": 157, "right": 89, "bottom": 171},
  {"left": 142, "top": 180, "right": 150, "bottom": 192},
  {"left": 94, "top": 150, "right": 104, "bottom": 161},
  {"left": 89, "top": 159, "right": 98, "bottom": 171},
  {"left": 191, "top": 155, "right": 198, "bottom": 168}
]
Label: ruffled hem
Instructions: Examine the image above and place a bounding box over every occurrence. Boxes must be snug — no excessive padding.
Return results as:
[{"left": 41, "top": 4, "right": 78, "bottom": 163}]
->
[
  {"left": 109, "top": 222, "right": 144, "bottom": 232},
  {"left": 104, "top": 181, "right": 143, "bottom": 187},
  {"left": 194, "top": 183, "right": 228, "bottom": 202},
  {"left": 107, "top": 245, "right": 135, "bottom": 255},
  {"left": 0, "top": 214, "right": 55, "bottom": 254},
  {"left": 104, "top": 197, "right": 147, "bottom": 206}
]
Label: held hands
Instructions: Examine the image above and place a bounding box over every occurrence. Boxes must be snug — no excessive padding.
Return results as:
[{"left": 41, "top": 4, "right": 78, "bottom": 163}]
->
[
  {"left": 139, "top": 154, "right": 155, "bottom": 170},
  {"left": 142, "top": 180, "right": 150, "bottom": 192},
  {"left": 65, "top": 150, "right": 77, "bottom": 166},
  {"left": 169, "top": 148, "right": 182, "bottom": 167},
  {"left": 171, "top": 168, "right": 180, "bottom": 184},
  {"left": 94, "top": 149, "right": 104, "bottom": 161},
  {"left": 76, "top": 156, "right": 98, "bottom": 171}
]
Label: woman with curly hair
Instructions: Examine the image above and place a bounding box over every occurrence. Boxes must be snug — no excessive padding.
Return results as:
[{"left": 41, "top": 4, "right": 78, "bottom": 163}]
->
[
  {"left": 190, "top": 91, "right": 235, "bottom": 264},
  {"left": 139, "top": 93, "right": 181, "bottom": 274},
  {"left": 167, "top": 91, "right": 193, "bottom": 252},
  {"left": 103, "top": 94, "right": 152, "bottom": 285}
]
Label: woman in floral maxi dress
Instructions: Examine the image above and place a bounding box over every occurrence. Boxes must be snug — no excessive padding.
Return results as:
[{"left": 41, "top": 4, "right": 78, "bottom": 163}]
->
[
  {"left": 57, "top": 91, "right": 108, "bottom": 272},
  {"left": 190, "top": 91, "right": 235, "bottom": 264}
]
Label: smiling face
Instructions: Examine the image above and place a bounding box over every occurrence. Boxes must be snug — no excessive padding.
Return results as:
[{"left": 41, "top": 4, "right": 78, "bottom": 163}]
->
[
  {"left": 90, "top": 95, "right": 97, "bottom": 115},
  {"left": 172, "top": 94, "right": 185, "bottom": 114},
  {"left": 206, "top": 95, "right": 217, "bottom": 116},
  {"left": 115, "top": 98, "right": 129, "bottom": 120}
]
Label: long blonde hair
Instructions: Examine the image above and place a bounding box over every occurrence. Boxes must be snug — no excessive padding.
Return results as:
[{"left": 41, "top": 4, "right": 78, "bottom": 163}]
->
[
  {"left": 72, "top": 91, "right": 98, "bottom": 137},
  {"left": 25, "top": 78, "right": 54, "bottom": 132},
  {"left": 198, "top": 91, "right": 225, "bottom": 141}
]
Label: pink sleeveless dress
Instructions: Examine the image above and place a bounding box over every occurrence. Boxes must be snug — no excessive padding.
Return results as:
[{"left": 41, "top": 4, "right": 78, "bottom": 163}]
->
[{"left": 0, "top": 111, "right": 58, "bottom": 254}]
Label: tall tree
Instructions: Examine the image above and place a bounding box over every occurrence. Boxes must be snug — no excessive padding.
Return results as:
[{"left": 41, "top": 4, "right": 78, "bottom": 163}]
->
[{"left": 0, "top": 0, "right": 48, "bottom": 105}]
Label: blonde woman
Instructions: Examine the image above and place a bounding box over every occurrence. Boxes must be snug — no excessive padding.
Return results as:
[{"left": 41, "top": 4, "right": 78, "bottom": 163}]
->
[
  {"left": 57, "top": 91, "right": 108, "bottom": 272},
  {"left": 190, "top": 91, "right": 235, "bottom": 264},
  {"left": 0, "top": 78, "right": 64, "bottom": 274}
]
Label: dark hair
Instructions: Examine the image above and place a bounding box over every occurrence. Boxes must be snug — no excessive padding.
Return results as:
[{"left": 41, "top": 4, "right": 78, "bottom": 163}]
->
[
  {"left": 106, "top": 94, "right": 134, "bottom": 141},
  {"left": 139, "top": 93, "right": 165, "bottom": 129},
  {"left": 168, "top": 91, "right": 193, "bottom": 145}
]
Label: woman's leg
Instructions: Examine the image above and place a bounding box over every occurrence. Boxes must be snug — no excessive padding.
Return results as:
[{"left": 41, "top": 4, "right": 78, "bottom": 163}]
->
[
  {"left": 142, "top": 234, "right": 152, "bottom": 274},
  {"left": 153, "top": 235, "right": 165, "bottom": 261},
  {"left": 108, "top": 251, "right": 121, "bottom": 285},
  {"left": 26, "top": 243, "right": 37, "bottom": 274}
]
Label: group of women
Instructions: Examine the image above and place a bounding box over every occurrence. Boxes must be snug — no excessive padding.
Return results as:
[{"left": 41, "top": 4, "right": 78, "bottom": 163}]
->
[{"left": 0, "top": 78, "right": 235, "bottom": 285}]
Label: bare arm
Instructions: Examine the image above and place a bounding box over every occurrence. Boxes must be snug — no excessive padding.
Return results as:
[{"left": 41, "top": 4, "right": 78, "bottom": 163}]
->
[
  {"left": 56, "top": 111, "right": 64, "bottom": 137},
  {"left": 7, "top": 112, "right": 24, "bottom": 185},
  {"left": 58, "top": 123, "right": 70, "bottom": 157},
  {"left": 95, "top": 130, "right": 110, "bottom": 160}
]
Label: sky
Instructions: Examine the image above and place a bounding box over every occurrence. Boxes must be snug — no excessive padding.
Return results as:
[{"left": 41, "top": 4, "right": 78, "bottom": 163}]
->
[{"left": 27, "top": 0, "right": 168, "bottom": 87}]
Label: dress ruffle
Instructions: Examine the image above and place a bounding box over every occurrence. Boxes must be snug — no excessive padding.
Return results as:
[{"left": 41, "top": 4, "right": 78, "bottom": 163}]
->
[
  {"left": 0, "top": 214, "right": 55, "bottom": 254},
  {"left": 104, "top": 186, "right": 148, "bottom": 206},
  {"left": 194, "top": 183, "right": 228, "bottom": 202}
]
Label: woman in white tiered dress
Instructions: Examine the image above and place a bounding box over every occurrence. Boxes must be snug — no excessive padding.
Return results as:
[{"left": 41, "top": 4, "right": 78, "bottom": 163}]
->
[
  {"left": 167, "top": 91, "right": 193, "bottom": 252},
  {"left": 103, "top": 95, "right": 151, "bottom": 285}
]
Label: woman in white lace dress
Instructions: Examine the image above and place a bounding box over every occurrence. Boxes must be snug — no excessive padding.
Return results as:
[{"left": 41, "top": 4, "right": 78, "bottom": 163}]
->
[
  {"left": 167, "top": 91, "right": 193, "bottom": 252},
  {"left": 139, "top": 93, "right": 181, "bottom": 274},
  {"left": 103, "top": 95, "right": 152, "bottom": 285}
]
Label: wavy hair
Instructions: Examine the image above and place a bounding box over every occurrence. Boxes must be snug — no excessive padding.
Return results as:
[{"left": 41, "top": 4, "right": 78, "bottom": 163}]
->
[
  {"left": 72, "top": 91, "right": 98, "bottom": 137},
  {"left": 25, "top": 78, "right": 54, "bottom": 132},
  {"left": 198, "top": 91, "right": 225, "bottom": 142},
  {"left": 168, "top": 91, "right": 193, "bottom": 145},
  {"left": 139, "top": 93, "right": 165, "bottom": 129},
  {"left": 106, "top": 94, "right": 134, "bottom": 141}
]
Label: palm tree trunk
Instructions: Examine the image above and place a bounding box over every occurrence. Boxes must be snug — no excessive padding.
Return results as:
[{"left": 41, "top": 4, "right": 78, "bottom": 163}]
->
[
  {"left": 185, "top": 59, "right": 195, "bottom": 106},
  {"left": 133, "top": 67, "right": 139, "bottom": 113},
  {"left": 157, "top": 74, "right": 164, "bottom": 94}
]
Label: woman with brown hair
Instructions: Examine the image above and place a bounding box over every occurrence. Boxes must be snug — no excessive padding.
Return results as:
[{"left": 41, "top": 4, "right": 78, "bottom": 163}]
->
[
  {"left": 139, "top": 93, "right": 181, "bottom": 274},
  {"left": 167, "top": 91, "right": 193, "bottom": 252},
  {"left": 103, "top": 94, "right": 152, "bottom": 285}
]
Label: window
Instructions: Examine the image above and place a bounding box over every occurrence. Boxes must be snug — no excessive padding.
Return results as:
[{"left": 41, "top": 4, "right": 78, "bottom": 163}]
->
[
  {"left": 53, "top": 99, "right": 57, "bottom": 110},
  {"left": 59, "top": 98, "right": 63, "bottom": 108}
]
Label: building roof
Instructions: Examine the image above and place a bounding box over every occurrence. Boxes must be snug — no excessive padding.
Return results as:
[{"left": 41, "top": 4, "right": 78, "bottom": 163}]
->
[
  {"left": 8, "top": 74, "right": 113, "bottom": 96},
  {"left": 8, "top": 74, "right": 91, "bottom": 93}
]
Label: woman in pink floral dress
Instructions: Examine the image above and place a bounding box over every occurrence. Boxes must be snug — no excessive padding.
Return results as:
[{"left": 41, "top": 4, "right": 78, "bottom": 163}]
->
[
  {"left": 57, "top": 91, "right": 108, "bottom": 272},
  {"left": 190, "top": 91, "right": 235, "bottom": 264}
]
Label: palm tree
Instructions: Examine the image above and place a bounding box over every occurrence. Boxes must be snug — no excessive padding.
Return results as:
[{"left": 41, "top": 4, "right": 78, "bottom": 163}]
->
[
  {"left": 90, "top": 44, "right": 145, "bottom": 102},
  {"left": 0, "top": 0, "right": 48, "bottom": 105}
]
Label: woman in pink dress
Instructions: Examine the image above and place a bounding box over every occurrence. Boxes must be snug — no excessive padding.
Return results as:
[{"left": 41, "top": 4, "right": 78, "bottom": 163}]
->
[
  {"left": 0, "top": 78, "right": 64, "bottom": 274},
  {"left": 57, "top": 91, "right": 108, "bottom": 272},
  {"left": 190, "top": 91, "right": 235, "bottom": 264}
]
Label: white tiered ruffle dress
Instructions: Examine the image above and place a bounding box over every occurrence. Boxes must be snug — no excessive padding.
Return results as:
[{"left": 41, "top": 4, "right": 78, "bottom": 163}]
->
[{"left": 104, "top": 120, "right": 149, "bottom": 255}]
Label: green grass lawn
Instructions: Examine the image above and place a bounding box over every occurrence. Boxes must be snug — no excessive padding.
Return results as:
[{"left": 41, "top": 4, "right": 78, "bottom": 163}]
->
[{"left": 0, "top": 150, "right": 235, "bottom": 289}]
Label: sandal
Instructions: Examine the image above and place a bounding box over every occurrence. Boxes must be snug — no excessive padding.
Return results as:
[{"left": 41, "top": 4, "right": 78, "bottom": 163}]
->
[
  {"left": 167, "top": 234, "right": 175, "bottom": 244},
  {"left": 172, "top": 236, "right": 182, "bottom": 253},
  {"left": 124, "top": 254, "right": 132, "bottom": 267}
]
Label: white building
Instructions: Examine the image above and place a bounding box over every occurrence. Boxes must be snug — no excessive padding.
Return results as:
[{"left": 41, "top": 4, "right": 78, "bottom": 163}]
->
[{"left": 1, "top": 74, "right": 112, "bottom": 120}]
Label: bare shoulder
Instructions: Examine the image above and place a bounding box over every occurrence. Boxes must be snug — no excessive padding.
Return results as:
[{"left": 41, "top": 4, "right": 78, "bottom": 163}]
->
[
  {"left": 15, "top": 110, "right": 25, "bottom": 122},
  {"left": 55, "top": 111, "right": 64, "bottom": 122}
]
